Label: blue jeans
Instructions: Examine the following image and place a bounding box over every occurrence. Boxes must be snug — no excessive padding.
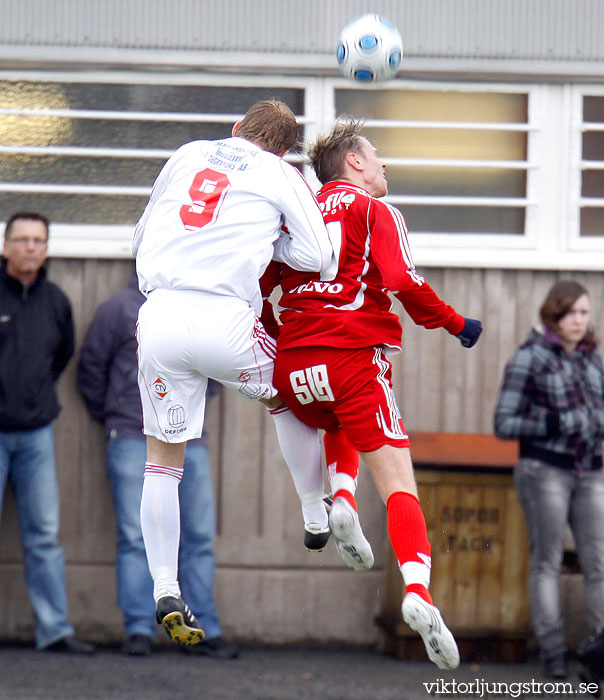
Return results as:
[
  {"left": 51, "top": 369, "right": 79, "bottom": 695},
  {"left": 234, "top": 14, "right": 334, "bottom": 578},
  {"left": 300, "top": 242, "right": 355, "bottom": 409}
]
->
[
  {"left": 0, "top": 425, "right": 74, "bottom": 648},
  {"left": 106, "top": 437, "right": 221, "bottom": 640},
  {"left": 515, "top": 458, "right": 604, "bottom": 658}
]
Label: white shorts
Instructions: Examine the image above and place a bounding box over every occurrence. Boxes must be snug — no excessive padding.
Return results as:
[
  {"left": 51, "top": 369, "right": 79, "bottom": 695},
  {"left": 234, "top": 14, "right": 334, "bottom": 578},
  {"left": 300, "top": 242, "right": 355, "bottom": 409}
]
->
[{"left": 136, "top": 289, "right": 278, "bottom": 443}]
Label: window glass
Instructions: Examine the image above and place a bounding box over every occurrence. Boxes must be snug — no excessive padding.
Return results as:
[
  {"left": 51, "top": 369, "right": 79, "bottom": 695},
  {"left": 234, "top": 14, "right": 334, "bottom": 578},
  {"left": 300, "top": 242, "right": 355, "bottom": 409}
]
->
[
  {"left": 386, "top": 166, "right": 525, "bottom": 198},
  {"left": 363, "top": 127, "right": 526, "bottom": 161},
  {"left": 581, "top": 169, "right": 604, "bottom": 198},
  {"left": 399, "top": 205, "right": 525, "bottom": 235},
  {"left": 580, "top": 208, "right": 604, "bottom": 237},
  {"left": 0, "top": 154, "right": 165, "bottom": 186},
  {"left": 582, "top": 132, "right": 604, "bottom": 161},
  {"left": 583, "top": 96, "right": 604, "bottom": 123},
  {"left": 0, "top": 115, "right": 235, "bottom": 149},
  {"left": 0, "top": 193, "right": 147, "bottom": 224},
  {"left": 0, "top": 81, "right": 304, "bottom": 114},
  {"left": 336, "top": 90, "right": 527, "bottom": 123}
]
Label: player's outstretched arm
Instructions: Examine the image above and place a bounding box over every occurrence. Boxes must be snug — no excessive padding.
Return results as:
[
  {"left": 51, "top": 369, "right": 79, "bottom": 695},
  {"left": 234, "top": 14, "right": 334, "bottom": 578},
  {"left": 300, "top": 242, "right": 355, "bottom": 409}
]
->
[
  {"left": 371, "top": 200, "right": 481, "bottom": 341},
  {"left": 272, "top": 160, "right": 336, "bottom": 278}
]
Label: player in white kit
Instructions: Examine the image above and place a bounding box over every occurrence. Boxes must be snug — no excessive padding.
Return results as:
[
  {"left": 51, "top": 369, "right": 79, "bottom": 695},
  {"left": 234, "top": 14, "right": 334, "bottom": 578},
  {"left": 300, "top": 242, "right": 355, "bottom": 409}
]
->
[{"left": 134, "top": 100, "right": 337, "bottom": 646}]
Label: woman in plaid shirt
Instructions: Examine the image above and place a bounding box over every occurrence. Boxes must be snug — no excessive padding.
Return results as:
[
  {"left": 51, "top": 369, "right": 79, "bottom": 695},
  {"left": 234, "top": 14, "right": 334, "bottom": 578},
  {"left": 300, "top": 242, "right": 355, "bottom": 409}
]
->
[{"left": 495, "top": 280, "right": 604, "bottom": 681}]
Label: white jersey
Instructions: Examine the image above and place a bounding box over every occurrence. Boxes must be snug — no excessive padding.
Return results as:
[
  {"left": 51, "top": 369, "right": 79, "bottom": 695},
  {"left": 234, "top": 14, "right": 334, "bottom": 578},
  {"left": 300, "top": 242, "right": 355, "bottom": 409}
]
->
[{"left": 134, "top": 136, "right": 335, "bottom": 315}]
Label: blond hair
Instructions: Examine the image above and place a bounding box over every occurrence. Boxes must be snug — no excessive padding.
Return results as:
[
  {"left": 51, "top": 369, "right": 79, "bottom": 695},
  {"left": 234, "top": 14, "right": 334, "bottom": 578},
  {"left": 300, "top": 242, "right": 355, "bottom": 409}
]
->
[
  {"left": 235, "top": 100, "right": 298, "bottom": 155},
  {"left": 309, "top": 119, "right": 364, "bottom": 184}
]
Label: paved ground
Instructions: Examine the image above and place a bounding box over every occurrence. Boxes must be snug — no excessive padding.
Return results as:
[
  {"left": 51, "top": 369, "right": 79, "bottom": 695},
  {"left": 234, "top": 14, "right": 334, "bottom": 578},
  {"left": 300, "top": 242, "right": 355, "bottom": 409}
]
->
[{"left": 0, "top": 642, "right": 599, "bottom": 700}]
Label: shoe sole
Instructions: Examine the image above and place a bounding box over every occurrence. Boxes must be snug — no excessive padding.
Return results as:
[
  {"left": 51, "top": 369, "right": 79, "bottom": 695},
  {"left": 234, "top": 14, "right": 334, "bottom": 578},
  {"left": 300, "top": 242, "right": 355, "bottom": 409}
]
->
[
  {"left": 402, "top": 593, "right": 460, "bottom": 670},
  {"left": 329, "top": 501, "right": 374, "bottom": 571},
  {"left": 160, "top": 611, "right": 205, "bottom": 647}
]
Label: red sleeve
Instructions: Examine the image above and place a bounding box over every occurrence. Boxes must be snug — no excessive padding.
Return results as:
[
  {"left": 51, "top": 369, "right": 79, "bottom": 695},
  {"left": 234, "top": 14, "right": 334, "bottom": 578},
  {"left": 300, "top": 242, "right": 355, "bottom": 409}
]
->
[
  {"left": 260, "top": 260, "right": 282, "bottom": 299},
  {"left": 370, "top": 201, "right": 465, "bottom": 335},
  {"left": 259, "top": 260, "right": 283, "bottom": 340}
]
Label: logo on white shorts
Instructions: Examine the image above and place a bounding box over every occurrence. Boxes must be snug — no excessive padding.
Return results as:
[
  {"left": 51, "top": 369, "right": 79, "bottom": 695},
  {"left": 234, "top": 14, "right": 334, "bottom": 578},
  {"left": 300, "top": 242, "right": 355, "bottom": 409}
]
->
[
  {"left": 167, "top": 404, "right": 186, "bottom": 428},
  {"left": 151, "top": 376, "right": 169, "bottom": 400}
]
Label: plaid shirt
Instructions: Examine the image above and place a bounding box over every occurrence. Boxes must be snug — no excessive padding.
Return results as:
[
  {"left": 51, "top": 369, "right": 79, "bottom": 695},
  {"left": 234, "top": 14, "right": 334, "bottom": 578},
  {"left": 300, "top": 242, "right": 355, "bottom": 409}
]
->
[{"left": 494, "top": 326, "right": 604, "bottom": 471}]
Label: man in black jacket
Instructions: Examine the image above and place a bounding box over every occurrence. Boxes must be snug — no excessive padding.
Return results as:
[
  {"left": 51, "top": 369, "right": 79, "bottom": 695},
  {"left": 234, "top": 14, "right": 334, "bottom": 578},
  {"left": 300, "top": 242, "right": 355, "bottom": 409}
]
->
[{"left": 0, "top": 211, "right": 93, "bottom": 654}]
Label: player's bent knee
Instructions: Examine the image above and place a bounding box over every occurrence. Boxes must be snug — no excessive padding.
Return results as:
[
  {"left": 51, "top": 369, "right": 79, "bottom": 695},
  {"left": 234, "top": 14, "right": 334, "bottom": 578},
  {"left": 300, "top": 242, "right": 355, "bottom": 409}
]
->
[
  {"left": 146, "top": 435, "right": 187, "bottom": 469},
  {"left": 362, "top": 445, "right": 418, "bottom": 502},
  {"left": 260, "top": 395, "right": 286, "bottom": 411}
]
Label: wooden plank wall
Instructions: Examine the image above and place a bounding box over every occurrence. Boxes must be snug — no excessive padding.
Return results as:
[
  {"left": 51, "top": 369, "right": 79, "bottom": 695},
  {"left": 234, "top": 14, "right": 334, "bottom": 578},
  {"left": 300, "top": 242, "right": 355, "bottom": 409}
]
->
[{"left": 0, "top": 261, "right": 601, "bottom": 645}]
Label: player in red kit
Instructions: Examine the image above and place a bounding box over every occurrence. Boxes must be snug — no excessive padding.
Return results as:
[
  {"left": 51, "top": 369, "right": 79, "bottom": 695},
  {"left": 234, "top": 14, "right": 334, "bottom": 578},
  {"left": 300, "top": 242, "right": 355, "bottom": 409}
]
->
[{"left": 272, "top": 120, "right": 482, "bottom": 670}]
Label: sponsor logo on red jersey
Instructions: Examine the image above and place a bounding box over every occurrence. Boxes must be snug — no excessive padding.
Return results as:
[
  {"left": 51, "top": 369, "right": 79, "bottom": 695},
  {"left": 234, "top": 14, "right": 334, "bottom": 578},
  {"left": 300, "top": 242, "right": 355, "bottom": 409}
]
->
[
  {"left": 291, "top": 281, "right": 344, "bottom": 295},
  {"left": 319, "top": 191, "right": 356, "bottom": 214}
]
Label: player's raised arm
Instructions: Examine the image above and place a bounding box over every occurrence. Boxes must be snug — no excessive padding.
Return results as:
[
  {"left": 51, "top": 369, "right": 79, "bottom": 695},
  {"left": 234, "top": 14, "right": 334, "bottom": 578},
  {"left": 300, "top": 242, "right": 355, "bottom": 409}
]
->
[
  {"left": 272, "top": 160, "right": 338, "bottom": 280},
  {"left": 371, "top": 200, "right": 483, "bottom": 345},
  {"left": 369, "top": 200, "right": 464, "bottom": 333}
]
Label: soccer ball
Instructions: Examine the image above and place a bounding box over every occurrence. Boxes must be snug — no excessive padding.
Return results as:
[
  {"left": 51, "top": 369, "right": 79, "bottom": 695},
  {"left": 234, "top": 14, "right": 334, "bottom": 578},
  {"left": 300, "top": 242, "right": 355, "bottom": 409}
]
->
[{"left": 336, "top": 14, "right": 403, "bottom": 83}]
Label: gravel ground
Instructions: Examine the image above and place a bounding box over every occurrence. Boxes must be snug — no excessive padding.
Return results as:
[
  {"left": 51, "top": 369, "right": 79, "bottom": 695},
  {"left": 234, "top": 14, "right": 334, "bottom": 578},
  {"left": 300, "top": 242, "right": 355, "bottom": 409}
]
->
[{"left": 0, "top": 642, "right": 597, "bottom": 700}]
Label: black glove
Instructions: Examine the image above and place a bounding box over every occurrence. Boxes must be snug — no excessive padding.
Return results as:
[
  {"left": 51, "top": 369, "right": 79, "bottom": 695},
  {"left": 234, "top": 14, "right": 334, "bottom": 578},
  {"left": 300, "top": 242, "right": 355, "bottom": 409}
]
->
[{"left": 456, "top": 318, "right": 483, "bottom": 348}]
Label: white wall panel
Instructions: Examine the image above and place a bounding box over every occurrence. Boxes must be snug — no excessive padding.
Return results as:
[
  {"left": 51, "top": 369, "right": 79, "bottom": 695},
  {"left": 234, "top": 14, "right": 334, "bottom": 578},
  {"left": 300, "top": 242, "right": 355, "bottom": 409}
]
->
[{"left": 1, "top": 0, "right": 604, "bottom": 67}]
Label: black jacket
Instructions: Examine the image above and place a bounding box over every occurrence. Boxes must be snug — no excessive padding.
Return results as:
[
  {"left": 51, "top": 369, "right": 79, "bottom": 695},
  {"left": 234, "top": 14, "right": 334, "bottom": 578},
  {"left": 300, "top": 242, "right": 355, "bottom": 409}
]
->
[
  {"left": 0, "top": 259, "right": 74, "bottom": 431},
  {"left": 77, "top": 274, "right": 145, "bottom": 439}
]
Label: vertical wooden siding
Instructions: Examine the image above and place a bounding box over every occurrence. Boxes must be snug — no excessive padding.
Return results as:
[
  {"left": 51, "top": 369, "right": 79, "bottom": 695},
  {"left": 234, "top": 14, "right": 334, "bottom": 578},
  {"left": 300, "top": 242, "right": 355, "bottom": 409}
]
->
[{"left": 0, "top": 261, "right": 600, "bottom": 643}]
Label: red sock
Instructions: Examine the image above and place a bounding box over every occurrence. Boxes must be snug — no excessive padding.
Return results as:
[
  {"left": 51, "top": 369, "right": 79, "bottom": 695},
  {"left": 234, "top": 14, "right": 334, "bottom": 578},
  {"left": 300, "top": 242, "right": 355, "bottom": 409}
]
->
[
  {"left": 387, "top": 491, "right": 433, "bottom": 605},
  {"left": 323, "top": 429, "right": 359, "bottom": 481},
  {"left": 333, "top": 489, "right": 358, "bottom": 511},
  {"left": 324, "top": 429, "right": 360, "bottom": 511},
  {"left": 405, "top": 583, "right": 433, "bottom": 605}
]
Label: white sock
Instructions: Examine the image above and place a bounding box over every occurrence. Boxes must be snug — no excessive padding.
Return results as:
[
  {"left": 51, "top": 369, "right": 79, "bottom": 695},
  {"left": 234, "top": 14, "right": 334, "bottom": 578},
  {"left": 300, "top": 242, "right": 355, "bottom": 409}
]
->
[
  {"left": 329, "top": 472, "right": 357, "bottom": 498},
  {"left": 401, "top": 561, "right": 431, "bottom": 590},
  {"left": 140, "top": 463, "right": 183, "bottom": 602},
  {"left": 269, "top": 406, "right": 328, "bottom": 529},
  {"left": 300, "top": 489, "right": 329, "bottom": 529}
]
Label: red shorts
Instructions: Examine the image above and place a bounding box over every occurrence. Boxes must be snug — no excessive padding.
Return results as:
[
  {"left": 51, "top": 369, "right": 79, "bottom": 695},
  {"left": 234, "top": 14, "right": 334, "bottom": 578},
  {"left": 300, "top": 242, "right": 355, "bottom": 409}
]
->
[{"left": 273, "top": 345, "right": 410, "bottom": 452}]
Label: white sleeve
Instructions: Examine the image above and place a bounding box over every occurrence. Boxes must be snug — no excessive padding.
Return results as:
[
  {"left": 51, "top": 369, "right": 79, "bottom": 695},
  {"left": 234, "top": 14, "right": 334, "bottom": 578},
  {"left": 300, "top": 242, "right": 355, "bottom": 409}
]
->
[
  {"left": 132, "top": 153, "right": 176, "bottom": 256},
  {"left": 272, "top": 161, "right": 337, "bottom": 280}
]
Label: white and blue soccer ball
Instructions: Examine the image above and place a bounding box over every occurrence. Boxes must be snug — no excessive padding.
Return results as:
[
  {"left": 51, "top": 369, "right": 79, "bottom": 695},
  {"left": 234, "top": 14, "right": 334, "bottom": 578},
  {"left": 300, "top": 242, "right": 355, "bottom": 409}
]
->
[{"left": 336, "top": 14, "right": 403, "bottom": 83}]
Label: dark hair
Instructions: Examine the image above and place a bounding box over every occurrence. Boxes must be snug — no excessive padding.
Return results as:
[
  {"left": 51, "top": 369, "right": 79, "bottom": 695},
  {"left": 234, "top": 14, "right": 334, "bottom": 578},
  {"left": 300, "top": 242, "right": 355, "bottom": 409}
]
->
[
  {"left": 235, "top": 100, "right": 298, "bottom": 156},
  {"left": 309, "top": 118, "right": 365, "bottom": 185},
  {"left": 540, "top": 279, "right": 597, "bottom": 350},
  {"left": 4, "top": 211, "right": 49, "bottom": 241}
]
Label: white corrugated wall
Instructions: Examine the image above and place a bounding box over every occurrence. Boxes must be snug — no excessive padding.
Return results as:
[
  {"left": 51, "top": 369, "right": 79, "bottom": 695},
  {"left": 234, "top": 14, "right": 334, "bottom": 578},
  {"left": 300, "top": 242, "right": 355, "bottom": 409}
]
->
[{"left": 0, "top": 0, "right": 603, "bottom": 62}]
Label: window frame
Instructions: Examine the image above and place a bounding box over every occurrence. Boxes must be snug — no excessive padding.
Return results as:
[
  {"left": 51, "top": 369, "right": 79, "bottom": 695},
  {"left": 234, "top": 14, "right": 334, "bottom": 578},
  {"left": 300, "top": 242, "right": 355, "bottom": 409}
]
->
[
  {"left": 568, "top": 83, "right": 604, "bottom": 253},
  {"left": 0, "top": 70, "right": 315, "bottom": 258},
  {"left": 316, "top": 78, "right": 604, "bottom": 270}
]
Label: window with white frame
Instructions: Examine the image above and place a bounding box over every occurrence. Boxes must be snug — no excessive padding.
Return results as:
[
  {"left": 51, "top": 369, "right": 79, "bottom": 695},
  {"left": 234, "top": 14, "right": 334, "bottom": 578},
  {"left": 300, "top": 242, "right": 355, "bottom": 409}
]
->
[
  {"left": 328, "top": 79, "right": 603, "bottom": 269},
  {"left": 335, "top": 87, "right": 529, "bottom": 236},
  {"left": 0, "top": 73, "right": 307, "bottom": 255},
  {"left": 0, "top": 72, "right": 601, "bottom": 269}
]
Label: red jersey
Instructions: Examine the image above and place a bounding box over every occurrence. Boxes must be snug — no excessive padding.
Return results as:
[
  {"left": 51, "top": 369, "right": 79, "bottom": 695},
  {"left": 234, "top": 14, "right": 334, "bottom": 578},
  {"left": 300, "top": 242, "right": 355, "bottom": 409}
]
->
[{"left": 274, "top": 181, "right": 464, "bottom": 351}]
